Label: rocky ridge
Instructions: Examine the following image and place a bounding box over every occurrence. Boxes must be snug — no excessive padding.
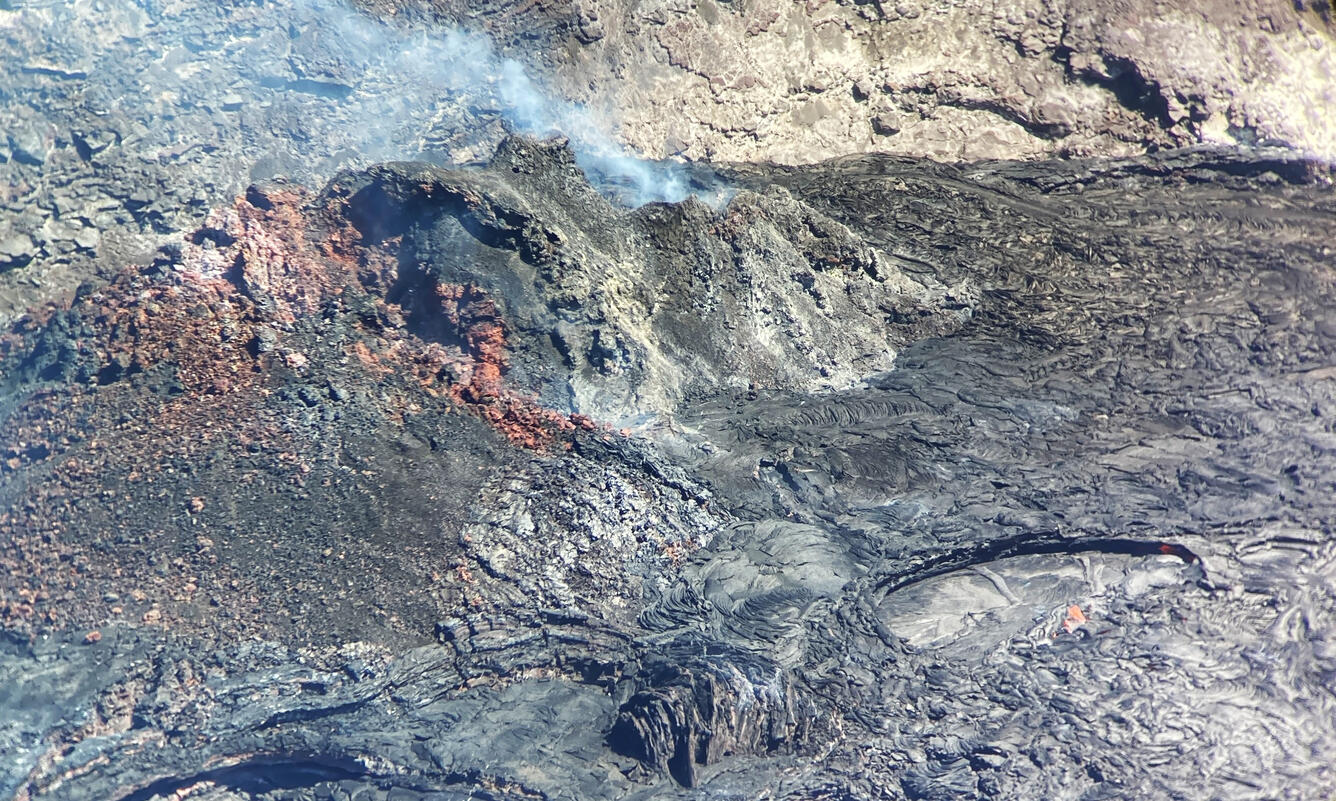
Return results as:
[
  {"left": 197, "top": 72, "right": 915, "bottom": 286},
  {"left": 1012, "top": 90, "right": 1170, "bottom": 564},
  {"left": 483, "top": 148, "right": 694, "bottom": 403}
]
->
[{"left": 394, "top": 0, "right": 1336, "bottom": 164}]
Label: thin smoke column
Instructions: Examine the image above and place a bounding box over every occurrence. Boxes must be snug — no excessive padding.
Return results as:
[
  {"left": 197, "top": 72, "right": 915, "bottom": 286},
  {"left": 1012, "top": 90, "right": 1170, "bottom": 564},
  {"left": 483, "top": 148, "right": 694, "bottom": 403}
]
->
[
  {"left": 307, "top": 0, "right": 692, "bottom": 205},
  {"left": 5, "top": 0, "right": 696, "bottom": 206}
]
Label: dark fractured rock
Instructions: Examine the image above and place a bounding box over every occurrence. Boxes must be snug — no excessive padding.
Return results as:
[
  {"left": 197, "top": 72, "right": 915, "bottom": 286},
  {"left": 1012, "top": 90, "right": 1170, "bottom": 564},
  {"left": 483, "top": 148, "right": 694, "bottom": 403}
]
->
[
  {"left": 2, "top": 142, "right": 1335, "bottom": 800},
  {"left": 330, "top": 137, "right": 970, "bottom": 423}
]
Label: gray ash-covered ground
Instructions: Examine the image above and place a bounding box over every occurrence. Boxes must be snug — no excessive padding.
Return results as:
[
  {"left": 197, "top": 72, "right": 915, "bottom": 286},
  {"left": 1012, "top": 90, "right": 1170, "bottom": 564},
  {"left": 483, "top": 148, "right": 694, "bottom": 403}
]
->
[{"left": 2, "top": 138, "right": 1334, "bottom": 800}]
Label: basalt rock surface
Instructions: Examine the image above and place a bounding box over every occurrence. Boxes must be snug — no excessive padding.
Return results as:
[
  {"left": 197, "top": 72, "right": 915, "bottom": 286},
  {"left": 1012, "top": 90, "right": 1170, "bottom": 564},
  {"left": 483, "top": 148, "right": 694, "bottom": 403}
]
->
[
  {"left": 2, "top": 138, "right": 1335, "bottom": 800},
  {"left": 382, "top": 0, "right": 1336, "bottom": 164},
  {"left": 7, "top": 0, "right": 1334, "bottom": 330},
  {"left": 335, "top": 138, "right": 969, "bottom": 421},
  {"left": 0, "top": 0, "right": 519, "bottom": 323}
]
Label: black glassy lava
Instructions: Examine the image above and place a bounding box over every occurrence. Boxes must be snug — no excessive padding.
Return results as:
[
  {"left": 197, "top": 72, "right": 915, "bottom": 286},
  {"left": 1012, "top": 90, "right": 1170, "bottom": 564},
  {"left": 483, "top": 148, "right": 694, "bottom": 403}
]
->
[{"left": 2, "top": 140, "right": 1335, "bottom": 801}]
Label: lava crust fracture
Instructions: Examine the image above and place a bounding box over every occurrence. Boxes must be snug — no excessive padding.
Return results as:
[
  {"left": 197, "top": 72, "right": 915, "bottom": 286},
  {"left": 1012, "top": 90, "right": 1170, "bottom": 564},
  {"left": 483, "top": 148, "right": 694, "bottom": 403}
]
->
[{"left": 2, "top": 137, "right": 1334, "bottom": 800}]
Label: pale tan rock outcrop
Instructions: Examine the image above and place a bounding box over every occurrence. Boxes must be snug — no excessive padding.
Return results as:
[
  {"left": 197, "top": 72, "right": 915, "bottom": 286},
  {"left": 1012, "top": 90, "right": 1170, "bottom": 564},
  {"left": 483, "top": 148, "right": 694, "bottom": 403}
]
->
[{"left": 412, "top": 0, "right": 1336, "bottom": 164}]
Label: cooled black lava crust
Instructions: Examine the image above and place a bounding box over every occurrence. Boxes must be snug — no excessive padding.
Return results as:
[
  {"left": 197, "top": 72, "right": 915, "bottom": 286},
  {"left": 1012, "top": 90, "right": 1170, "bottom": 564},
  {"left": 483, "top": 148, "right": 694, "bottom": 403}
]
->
[{"left": 3, "top": 143, "right": 1335, "bottom": 800}]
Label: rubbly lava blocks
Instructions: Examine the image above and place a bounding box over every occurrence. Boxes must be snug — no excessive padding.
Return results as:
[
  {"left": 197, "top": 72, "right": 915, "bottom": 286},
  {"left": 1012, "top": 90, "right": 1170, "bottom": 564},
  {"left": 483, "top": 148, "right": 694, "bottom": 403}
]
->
[{"left": 0, "top": 173, "right": 604, "bottom": 639}]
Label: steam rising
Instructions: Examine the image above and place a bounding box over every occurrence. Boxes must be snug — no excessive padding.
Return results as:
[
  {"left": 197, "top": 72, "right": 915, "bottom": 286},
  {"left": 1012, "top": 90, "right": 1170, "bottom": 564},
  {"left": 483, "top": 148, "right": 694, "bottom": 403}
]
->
[
  {"left": 310, "top": 0, "right": 695, "bottom": 205},
  {"left": 9, "top": 0, "right": 703, "bottom": 206}
]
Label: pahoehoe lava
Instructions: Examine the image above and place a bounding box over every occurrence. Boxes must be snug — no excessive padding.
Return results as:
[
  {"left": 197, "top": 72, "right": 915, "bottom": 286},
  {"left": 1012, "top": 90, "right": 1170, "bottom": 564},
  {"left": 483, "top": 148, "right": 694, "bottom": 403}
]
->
[{"left": 2, "top": 133, "right": 1334, "bottom": 799}]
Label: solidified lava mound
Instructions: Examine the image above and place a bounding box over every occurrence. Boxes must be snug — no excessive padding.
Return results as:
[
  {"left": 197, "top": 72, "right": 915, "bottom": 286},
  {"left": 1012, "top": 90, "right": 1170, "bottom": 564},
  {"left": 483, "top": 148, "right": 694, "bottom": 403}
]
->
[{"left": 3, "top": 138, "right": 1336, "bottom": 801}]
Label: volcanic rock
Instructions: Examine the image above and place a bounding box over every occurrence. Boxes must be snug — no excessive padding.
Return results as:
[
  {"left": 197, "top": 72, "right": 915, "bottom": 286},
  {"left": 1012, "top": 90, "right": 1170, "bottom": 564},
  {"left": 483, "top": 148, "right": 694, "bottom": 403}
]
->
[
  {"left": 0, "top": 232, "right": 38, "bottom": 272},
  {"left": 393, "top": 0, "right": 1336, "bottom": 165},
  {"left": 2, "top": 138, "right": 1334, "bottom": 800},
  {"left": 332, "top": 137, "right": 969, "bottom": 420},
  {"left": 2, "top": 3, "right": 1335, "bottom": 801}
]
